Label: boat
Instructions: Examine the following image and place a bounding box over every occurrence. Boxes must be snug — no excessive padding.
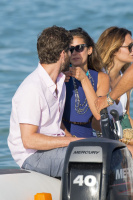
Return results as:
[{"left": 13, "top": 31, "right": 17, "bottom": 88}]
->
[
  {"left": 0, "top": 108, "right": 133, "bottom": 200},
  {"left": 0, "top": 169, "right": 61, "bottom": 200}
]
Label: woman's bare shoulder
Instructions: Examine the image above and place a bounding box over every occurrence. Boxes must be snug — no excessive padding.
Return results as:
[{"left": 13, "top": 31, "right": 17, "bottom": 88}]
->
[{"left": 98, "top": 71, "right": 109, "bottom": 82}]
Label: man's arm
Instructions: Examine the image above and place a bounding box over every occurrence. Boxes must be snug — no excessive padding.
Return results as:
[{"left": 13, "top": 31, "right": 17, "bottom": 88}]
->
[
  {"left": 20, "top": 123, "right": 82, "bottom": 150},
  {"left": 109, "top": 64, "right": 133, "bottom": 100},
  {"left": 95, "top": 64, "right": 133, "bottom": 113}
]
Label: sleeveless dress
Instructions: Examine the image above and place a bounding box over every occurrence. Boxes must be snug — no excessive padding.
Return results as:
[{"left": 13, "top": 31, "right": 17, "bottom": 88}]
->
[{"left": 63, "top": 69, "right": 98, "bottom": 138}]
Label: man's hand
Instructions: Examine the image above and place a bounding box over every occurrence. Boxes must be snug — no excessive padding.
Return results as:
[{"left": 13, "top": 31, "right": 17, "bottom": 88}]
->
[
  {"left": 95, "top": 96, "right": 109, "bottom": 114},
  {"left": 64, "top": 71, "right": 72, "bottom": 82}
]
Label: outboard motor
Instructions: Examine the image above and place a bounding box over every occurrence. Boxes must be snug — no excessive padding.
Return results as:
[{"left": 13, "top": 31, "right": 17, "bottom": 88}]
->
[
  {"left": 60, "top": 109, "right": 133, "bottom": 200},
  {"left": 100, "top": 108, "right": 116, "bottom": 140},
  {"left": 110, "top": 109, "right": 123, "bottom": 139}
]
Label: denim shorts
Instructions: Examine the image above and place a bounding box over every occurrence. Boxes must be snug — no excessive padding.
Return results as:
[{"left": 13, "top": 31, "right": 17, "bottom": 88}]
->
[{"left": 22, "top": 147, "right": 67, "bottom": 178}]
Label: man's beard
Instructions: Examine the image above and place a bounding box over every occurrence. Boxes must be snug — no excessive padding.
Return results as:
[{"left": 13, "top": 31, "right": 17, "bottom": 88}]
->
[{"left": 60, "top": 54, "right": 70, "bottom": 73}]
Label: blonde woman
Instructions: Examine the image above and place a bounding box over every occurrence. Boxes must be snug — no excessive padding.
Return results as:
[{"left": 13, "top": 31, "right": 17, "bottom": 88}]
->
[
  {"left": 97, "top": 26, "right": 133, "bottom": 129},
  {"left": 97, "top": 26, "right": 133, "bottom": 155}
]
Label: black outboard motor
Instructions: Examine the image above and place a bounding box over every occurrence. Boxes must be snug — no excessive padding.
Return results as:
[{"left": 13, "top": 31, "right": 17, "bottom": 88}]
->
[
  {"left": 60, "top": 109, "right": 133, "bottom": 200},
  {"left": 110, "top": 109, "right": 123, "bottom": 139},
  {"left": 100, "top": 108, "right": 116, "bottom": 139}
]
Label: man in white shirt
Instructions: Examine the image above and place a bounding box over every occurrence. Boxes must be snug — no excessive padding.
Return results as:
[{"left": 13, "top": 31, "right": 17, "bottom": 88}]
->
[{"left": 8, "top": 26, "right": 83, "bottom": 177}]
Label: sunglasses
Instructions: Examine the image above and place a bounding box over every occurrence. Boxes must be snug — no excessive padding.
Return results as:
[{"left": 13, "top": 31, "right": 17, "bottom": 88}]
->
[
  {"left": 120, "top": 42, "right": 133, "bottom": 53},
  {"left": 69, "top": 44, "right": 88, "bottom": 54}
]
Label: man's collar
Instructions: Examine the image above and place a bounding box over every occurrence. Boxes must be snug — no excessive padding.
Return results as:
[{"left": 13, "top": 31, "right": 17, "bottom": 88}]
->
[{"left": 37, "top": 63, "right": 65, "bottom": 93}]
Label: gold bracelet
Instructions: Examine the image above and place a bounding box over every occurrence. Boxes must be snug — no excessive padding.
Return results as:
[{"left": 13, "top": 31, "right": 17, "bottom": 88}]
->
[
  {"left": 107, "top": 92, "right": 114, "bottom": 106},
  {"left": 73, "top": 135, "right": 77, "bottom": 138},
  {"left": 107, "top": 92, "right": 115, "bottom": 102}
]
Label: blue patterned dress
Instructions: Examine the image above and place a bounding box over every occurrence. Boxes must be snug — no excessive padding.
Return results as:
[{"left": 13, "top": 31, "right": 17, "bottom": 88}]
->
[{"left": 63, "top": 69, "right": 98, "bottom": 138}]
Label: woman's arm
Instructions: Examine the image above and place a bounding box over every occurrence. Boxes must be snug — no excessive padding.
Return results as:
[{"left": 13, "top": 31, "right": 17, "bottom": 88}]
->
[
  {"left": 82, "top": 71, "right": 109, "bottom": 120},
  {"left": 96, "top": 72, "right": 110, "bottom": 97},
  {"left": 126, "top": 91, "right": 133, "bottom": 128},
  {"left": 95, "top": 64, "right": 133, "bottom": 114},
  {"left": 92, "top": 72, "right": 110, "bottom": 131}
]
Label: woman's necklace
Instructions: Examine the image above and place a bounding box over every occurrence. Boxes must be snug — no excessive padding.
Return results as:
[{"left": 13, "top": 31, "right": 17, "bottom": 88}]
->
[{"left": 72, "top": 70, "right": 94, "bottom": 114}]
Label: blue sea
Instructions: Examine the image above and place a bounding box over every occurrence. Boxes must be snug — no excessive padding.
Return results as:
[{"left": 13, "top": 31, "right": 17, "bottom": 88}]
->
[{"left": 0, "top": 0, "right": 133, "bottom": 169}]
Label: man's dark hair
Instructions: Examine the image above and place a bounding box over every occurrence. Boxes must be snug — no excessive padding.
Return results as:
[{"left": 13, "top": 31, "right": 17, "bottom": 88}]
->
[{"left": 37, "top": 25, "right": 72, "bottom": 64}]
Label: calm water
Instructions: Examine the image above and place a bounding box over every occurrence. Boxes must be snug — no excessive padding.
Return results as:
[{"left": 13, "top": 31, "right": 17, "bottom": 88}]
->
[{"left": 0, "top": 0, "right": 133, "bottom": 168}]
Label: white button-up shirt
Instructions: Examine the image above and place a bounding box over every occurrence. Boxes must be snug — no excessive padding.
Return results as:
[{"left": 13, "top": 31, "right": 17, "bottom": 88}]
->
[{"left": 8, "top": 63, "right": 66, "bottom": 167}]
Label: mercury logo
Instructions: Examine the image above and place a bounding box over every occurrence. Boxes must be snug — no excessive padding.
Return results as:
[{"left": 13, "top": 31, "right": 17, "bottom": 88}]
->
[
  {"left": 73, "top": 151, "right": 100, "bottom": 154},
  {"left": 116, "top": 168, "right": 133, "bottom": 180}
]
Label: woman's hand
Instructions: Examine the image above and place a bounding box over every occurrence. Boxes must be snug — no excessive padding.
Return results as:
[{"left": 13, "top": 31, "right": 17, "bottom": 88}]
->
[{"left": 70, "top": 67, "right": 87, "bottom": 82}]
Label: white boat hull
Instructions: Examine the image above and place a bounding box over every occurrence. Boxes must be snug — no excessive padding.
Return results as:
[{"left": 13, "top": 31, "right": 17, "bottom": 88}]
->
[{"left": 0, "top": 169, "right": 61, "bottom": 200}]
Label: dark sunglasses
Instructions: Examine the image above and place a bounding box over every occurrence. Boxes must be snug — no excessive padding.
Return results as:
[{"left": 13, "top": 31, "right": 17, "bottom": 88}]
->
[
  {"left": 120, "top": 42, "right": 133, "bottom": 53},
  {"left": 69, "top": 44, "right": 88, "bottom": 54}
]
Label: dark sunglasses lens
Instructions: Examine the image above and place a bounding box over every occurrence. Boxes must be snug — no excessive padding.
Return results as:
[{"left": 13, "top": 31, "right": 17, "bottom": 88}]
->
[
  {"left": 75, "top": 45, "right": 84, "bottom": 52},
  {"left": 69, "top": 45, "right": 85, "bottom": 54},
  {"left": 70, "top": 47, "right": 74, "bottom": 54},
  {"left": 129, "top": 43, "right": 133, "bottom": 52}
]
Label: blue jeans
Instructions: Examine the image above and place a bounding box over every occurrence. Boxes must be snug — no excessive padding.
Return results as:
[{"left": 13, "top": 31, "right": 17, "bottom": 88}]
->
[{"left": 22, "top": 147, "right": 67, "bottom": 178}]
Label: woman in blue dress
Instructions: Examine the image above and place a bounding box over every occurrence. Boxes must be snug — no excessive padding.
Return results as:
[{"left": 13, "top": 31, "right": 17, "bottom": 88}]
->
[{"left": 63, "top": 27, "right": 109, "bottom": 138}]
